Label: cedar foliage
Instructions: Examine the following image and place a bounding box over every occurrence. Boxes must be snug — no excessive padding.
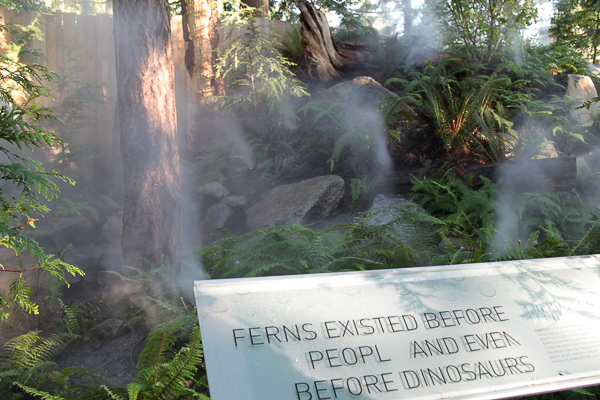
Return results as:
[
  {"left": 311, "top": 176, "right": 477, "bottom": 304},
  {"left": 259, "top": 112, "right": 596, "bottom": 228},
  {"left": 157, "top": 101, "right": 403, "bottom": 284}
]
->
[{"left": 0, "top": 3, "right": 83, "bottom": 321}]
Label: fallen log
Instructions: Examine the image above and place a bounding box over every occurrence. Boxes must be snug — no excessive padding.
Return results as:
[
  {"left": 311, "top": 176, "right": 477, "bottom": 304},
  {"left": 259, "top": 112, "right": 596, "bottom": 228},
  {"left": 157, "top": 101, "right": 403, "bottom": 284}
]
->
[{"left": 390, "top": 156, "right": 578, "bottom": 194}]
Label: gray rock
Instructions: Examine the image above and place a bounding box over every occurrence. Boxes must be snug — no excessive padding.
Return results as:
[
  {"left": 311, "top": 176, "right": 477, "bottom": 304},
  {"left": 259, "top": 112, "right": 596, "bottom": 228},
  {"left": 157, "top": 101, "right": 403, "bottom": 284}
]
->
[
  {"left": 101, "top": 216, "right": 123, "bottom": 245},
  {"left": 198, "top": 181, "right": 229, "bottom": 200},
  {"left": 93, "top": 318, "right": 123, "bottom": 338},
  {"left": 221, "top": 196, "right": 247, "bottom": 207},
  {"left": 91, "top": 195, "right": 122, "bottom": 216},
  {"left": 96, "top": 247, "right": 124, "bottom": 273},
  {"left": 201, "top": 203, "right": 234, "bottom": 236},
  {"left": 567, "top": 74, "right": 600, "bottom": 126},
  {"left": 588, "top": 61, "right": 600, "bottom": 77},
  {"left": 41, "top": 217, "right": 96, "bottom": 250},
  {"left": 319, "top": 77, "right": 419, "bottom": 175},
  {"left": 246, "top": 175, "right": 345, "bottom": 230},
  {"left": 84, "top": 207, "right": 101, "bottom": 227}
]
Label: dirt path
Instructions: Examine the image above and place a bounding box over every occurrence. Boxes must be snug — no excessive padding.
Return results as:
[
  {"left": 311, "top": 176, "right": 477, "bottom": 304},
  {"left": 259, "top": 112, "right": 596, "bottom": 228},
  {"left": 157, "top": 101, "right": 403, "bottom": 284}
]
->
[{"left": 54, "top": 329, "right": 148, "bottom": 388}]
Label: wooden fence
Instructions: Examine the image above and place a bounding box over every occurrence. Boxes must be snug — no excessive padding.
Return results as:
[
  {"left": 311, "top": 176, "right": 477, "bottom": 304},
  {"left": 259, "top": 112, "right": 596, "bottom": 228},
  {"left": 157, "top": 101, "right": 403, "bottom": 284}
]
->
[{"left": 0, "top": 8, "right": 293, "bottom": 172}]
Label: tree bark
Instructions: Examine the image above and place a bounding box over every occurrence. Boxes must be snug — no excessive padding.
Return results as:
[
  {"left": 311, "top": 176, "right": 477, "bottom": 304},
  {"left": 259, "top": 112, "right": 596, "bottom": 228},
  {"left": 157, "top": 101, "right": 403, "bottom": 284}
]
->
[
  {"left": 401, "top": 0, "right": 413, "bottom": 36},
  {"left": 297, "top": 0, "right": 348, "bottom": 81},
  {"left": 183, "top": 0, "right": 222, "bottom": 99},
  {"left": 113, "top": 0, "right": 183, "bottom": 269},
  {"left": 242, "top": 0, "right": 269, "bottom": 16},
  {"left": 182, "top": 0, "right": 223, "bottom": 151}
]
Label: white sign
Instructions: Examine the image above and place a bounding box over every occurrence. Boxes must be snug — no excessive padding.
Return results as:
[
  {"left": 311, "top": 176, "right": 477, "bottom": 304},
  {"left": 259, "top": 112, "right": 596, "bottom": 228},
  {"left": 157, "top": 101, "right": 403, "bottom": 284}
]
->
[{"left": 194, "top": 255, "right": 600, "bottom": 400}]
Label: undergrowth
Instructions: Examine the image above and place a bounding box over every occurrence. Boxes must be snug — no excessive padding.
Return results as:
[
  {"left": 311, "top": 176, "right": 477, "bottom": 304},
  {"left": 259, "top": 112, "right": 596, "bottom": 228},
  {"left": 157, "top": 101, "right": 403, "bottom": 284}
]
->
[
  {"left": 200, "top": 172, "right": 600, "bottom": 277},
  {"left": 0, "top": 260, "right": 208, "bottom": 400},
  {"left": 4, "top": 171, "right": 599, "bottom": 399}
]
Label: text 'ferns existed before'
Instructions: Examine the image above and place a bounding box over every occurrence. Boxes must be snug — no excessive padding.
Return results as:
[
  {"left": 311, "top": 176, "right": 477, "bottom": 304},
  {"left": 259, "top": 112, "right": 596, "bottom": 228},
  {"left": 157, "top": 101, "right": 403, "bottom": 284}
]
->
[{"left": 194, "top": 255, "right": 600, "bottom": 400}]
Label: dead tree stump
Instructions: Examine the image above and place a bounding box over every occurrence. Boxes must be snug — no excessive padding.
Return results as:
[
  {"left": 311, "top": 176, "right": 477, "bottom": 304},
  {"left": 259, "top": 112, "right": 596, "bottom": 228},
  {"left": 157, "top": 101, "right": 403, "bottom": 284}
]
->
[{"left": 296, "top": 0, "right": 348, "bottom": 81}]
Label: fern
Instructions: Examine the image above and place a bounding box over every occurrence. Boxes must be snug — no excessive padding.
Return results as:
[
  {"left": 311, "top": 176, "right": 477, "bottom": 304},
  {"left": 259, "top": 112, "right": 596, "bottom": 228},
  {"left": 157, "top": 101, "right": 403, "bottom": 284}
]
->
[
  {"left": 0, "top": 331, "right": 77, "bottom": 370},
  {"left": 278, "top": 24, "right": 303, "bottom": 62},
  {"left": 386, "top": 58, "right": 546, "bottom": 162},
  {"left": 150, "top": 327, "right": 204, "bottom": 400},
  {"left": 298, "top": 88, "right": 395, "bottom": 172},
  {"left": 103, "top": 385, "right": 127, "bottom": 400},
  {"left": 58, "top": 299, "right": 79, "bottom": 335},
  {"left": 130, "top": 321, "right": 204, "bottom": 400},
  {"left": 514, "top": 190, "right": 600, "bottom": 243},
  {"left": 410, "top": 170, "right": 498, "bottom": 239},
  {"left": 200, "top": 201, "right": 449, "bottom": 280},
  {"left": 366, "top": 30, "right": 407, "bottom": 81},
  {"left": 9, "top": 276, "right": 38, "bottom": 315},
  {"left": 12, "top": 382, "right": 65, "bottom": 400}
]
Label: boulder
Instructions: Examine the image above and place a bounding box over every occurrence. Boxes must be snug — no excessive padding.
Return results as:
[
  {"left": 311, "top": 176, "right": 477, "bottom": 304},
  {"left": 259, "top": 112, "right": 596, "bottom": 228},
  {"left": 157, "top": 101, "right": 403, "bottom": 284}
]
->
[
  {"left": 315, "top": 76, "right": 427, "bottom": 173},
  {"left": 93, "top": 318, "right": 124, "bottom": 338},
  {"left": 91, "top": 195, "right": 122, "bottom": 217},
  {"left": 246, "top": 175, "right": 345, "bottom": 230},
  {"left": 96, "top": 247, "right": 125, "bottom": 272},
  {"left": 566, "top": 74, "right": 600, "bottom": 126},
  {"left": 84, "top": 207, "right": 101, "bottom": 227},
  {"left": 198, "top": 181, "right": 229, "bottom": 200},
  {"left": 221, "top": 196, "right": 247, "bottom": 208},
  {"left": 201, "top": 203, "right": 234, "bottom": 237},
  {"left": 588, "top": 61, "right": 600, "bottom": 77},
  {"left": 38, "top": 217, "right": 96, "bottom": 251}
]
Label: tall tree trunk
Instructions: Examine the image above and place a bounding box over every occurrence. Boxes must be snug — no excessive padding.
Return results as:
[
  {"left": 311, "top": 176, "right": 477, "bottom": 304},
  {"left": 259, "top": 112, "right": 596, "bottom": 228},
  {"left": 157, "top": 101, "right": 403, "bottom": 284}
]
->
[
  {"left": 401, "top": 0, "right": 413, "bottom": 36},
  {"left": 184, "top": 0, "right": 222, "bottom": 99},
  {"left": 113, "top": 0, "right": 183, "bottom": 269},
  {"left": 182, "top": 0, "right": 223, "bottom": 151}
]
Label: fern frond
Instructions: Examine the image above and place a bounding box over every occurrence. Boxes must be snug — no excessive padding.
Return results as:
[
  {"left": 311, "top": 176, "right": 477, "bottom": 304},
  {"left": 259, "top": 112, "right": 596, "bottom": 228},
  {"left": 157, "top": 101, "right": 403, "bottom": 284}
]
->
[
  {"left": 59, "top": 299, "right": 79, "bottom": 335},
  {"left": 151, "top": 327, "right": 204, "bottom": 400},
  {"left": 12, "top": 382, "right": 64, "bottom": 400},
  {"left": 127, "top": 382, "right": 143, "bottom": 400},
  {"left": 0, "top": 331, "right": 76, "bottom": 369},
  {"left": 102, "top": 385, "right": 127, "bottom": 400}
]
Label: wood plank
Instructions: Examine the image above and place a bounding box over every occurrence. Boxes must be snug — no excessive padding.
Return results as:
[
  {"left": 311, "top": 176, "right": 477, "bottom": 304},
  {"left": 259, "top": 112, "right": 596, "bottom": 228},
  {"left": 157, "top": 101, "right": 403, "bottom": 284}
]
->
[
  {"left": 82, "top": 14, "right": 97, "bottom": 83},
  {"left": 4, "top": 9, "right": 18, "bottom": 44},
  {"left": 54, "top": 11, "right": 64, "bottom": 73},
  {"left": 31, "top": 12, "right": 46, "bottom": 63},
  {"left": 105, "top": 14, "right": 117, "bottom": 96},
  {"left": 30, "top": 13, "right": 51, "bottom": 107},
  {"left": 74, "top": 13, "right": 86, "bottom": 82},
  {"left": 20, "top": 10, "right": 32, "bottom": 26},
  {"left": 61, "top": 12, "right": 77, "bottom": 77},
  {"left": 0, "top": 8, "right": 8, "bottom": 53},
  {"left": 45, "top": 13, "right": 57, "bottom": 72},
  {"left": 79, "top": 14, "right": 101, "bottom": 169},
  {"left": 97, "top": 14, "right": 112, "bottom": 92},
  {"left": 96, "top": 13, "right": 115, "bottom": 173}
]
